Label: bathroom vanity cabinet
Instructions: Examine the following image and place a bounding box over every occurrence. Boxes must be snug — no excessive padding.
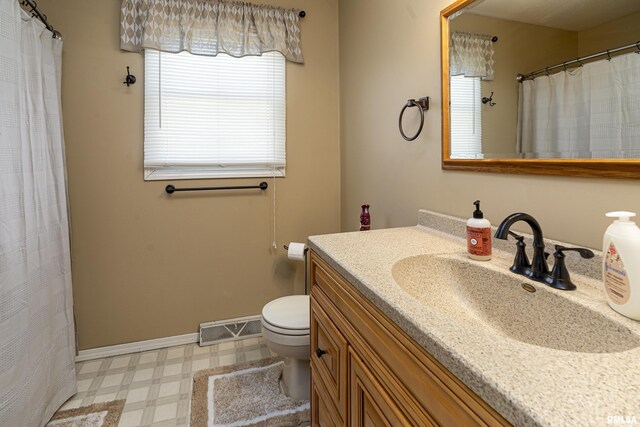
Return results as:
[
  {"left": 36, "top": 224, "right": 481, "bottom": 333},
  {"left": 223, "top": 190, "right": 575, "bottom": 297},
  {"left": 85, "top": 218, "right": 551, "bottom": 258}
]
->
[{"left": 309, "top": 251, "right": 510, "bottom": 427}]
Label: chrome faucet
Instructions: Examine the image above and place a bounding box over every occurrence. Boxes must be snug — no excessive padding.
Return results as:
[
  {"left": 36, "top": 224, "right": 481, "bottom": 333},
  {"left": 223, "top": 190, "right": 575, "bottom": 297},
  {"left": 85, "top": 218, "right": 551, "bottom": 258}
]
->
[{"left": 494, "top": 213, "right": 594, "bottom": 290}]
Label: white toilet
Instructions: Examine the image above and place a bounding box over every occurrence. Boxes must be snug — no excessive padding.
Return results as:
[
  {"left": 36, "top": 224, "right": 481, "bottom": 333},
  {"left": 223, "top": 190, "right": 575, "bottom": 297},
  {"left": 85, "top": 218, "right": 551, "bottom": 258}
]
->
[{"left": 261, "top": 294, "right": 310, "bottom": 401}]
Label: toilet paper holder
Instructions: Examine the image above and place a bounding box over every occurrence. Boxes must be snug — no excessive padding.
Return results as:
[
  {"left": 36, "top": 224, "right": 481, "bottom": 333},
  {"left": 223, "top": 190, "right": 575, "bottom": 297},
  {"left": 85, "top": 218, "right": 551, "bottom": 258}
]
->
[
  {"left": 283, "top": 244, "right": 309, "bottom": 254},
  {"left": 284, "top": 244, "right": 309, "bottom": 295}
]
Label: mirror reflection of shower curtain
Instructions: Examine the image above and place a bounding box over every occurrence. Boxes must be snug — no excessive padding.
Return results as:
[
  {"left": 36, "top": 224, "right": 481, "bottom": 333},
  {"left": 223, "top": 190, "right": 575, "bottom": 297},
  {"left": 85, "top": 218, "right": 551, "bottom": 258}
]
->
[
  {"left": 517, "top": 52, "right": 640, "bottom": 159},
  {"left": 0, "top": 1, "right": 76, "bottom": 426}
]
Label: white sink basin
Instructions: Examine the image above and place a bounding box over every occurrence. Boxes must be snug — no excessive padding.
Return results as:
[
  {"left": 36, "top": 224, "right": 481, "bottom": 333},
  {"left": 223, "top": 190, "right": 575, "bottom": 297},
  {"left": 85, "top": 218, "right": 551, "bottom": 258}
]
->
[{"left": 392, "top": 254, "right": 640, "bottom": 353}]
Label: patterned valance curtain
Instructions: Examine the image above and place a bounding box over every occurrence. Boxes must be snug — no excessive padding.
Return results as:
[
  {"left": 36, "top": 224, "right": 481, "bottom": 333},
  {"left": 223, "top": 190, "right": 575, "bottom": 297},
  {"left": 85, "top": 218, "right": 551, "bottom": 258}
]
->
[
  {"left": 120, "top": 0, "right": 304, "bottom": 63},
  {"left": 450, "top": 31, "right": 494, "bottom": 80}
]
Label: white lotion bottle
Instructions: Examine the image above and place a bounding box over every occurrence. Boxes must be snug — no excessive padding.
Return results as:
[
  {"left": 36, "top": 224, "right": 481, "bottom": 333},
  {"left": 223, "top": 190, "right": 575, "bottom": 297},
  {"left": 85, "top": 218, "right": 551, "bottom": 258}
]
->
[
  {"left": 467, "top": 200, "right": 492, "bottom": 261},
  {"left": 603, "top": 211, "right": 640, "bottom": 320}
]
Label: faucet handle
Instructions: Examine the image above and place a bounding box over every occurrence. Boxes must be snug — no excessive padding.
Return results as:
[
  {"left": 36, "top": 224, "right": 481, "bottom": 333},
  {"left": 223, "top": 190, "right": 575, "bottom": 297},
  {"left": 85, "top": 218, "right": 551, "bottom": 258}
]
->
[
  {"left": 508, "top": 231, "right": 524, "bottom": 241},
  {"left": 508, "top": 231, "right": 531, "bottom": 274},
  {"left": 553, "top": 245, "right": 595, "bottom": 259},
  {"left": 547, "top": 245, "right": 595, "bottom": 290}
]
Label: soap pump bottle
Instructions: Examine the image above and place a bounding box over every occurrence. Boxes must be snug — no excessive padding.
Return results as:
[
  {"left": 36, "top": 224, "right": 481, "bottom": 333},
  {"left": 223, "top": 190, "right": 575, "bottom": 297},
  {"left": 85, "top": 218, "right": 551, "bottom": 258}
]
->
[
  {"left": 603, "top": 211, "right": 640, "bottom": 320},
  {"left": 467, "top": 200, "right": 492, "bottom": 261}
]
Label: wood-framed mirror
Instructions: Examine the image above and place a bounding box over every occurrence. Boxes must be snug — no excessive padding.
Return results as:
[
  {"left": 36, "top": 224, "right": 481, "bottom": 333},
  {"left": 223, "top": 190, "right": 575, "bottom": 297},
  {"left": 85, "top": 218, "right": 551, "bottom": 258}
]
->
[{"left": 441, "top": 0, "right": 640, "bottom": 179}]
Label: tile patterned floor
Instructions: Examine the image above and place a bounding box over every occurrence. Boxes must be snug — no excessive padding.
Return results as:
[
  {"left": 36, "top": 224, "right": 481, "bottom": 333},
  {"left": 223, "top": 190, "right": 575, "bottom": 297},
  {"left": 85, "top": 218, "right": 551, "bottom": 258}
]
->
[{"left": 59, "top": 337, "right": 273, "bottom": 427}]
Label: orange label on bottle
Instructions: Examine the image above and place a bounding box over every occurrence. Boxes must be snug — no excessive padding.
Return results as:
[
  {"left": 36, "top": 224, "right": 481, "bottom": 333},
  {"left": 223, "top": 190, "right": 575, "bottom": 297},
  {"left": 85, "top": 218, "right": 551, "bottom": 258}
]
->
[
  {"left": 467, "top": 226, "right": 492, "bottom": 256},
  {"left": 604, "top": 242, "right": 630, "bottom": 305}
]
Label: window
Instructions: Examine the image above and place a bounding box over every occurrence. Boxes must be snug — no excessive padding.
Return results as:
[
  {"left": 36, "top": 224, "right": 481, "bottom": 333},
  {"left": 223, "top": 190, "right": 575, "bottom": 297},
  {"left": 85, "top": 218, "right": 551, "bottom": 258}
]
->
[
  {"left": 450, "top": 75, "right": 483, "bottom": 159},
  {"left": 144, "top": 50, "right": 286, "bottom": 180}
]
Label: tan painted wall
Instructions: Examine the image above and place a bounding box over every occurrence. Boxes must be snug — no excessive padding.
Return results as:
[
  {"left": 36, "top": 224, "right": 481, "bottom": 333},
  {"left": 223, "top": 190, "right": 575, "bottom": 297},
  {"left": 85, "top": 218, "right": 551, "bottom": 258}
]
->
[
  {"left": 579, "top": 11, "right": 640, "bottom": 56},
  {"left": 39, "top": 0, "right": 341, "bottom": 350},
  {"left": 339, "top": 0, "right": 640, "bottom": 249},
  {"left": 451, "top": 14, "right": 577, "bottom": 156}
]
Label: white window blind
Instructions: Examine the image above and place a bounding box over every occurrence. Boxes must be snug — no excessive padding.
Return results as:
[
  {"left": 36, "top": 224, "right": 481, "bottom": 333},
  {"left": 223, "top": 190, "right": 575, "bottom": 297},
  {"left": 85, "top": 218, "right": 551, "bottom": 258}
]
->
[
  {"left": 450, "top": 75, "right": 483, "bottom": 159},
  {"left": 144, "top": 50, "right": 286, "bottom": 180}
]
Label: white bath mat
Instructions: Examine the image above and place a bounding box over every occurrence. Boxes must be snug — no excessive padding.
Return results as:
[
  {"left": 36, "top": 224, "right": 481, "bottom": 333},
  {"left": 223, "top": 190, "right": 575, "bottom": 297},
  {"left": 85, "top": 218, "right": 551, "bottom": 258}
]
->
[
  {"left": 191, "top": 357, "right": 310, "bottom": 427},
  {"left": 46, "top": 400, "right": 125, "bottom": 427}
]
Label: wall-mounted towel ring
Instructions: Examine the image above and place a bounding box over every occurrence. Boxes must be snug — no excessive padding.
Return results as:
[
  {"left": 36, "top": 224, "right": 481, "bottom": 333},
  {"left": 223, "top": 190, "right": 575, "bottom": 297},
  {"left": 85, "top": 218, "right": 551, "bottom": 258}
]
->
[{"left": 399, "top": 97, "right": 429, "bottom": 141}]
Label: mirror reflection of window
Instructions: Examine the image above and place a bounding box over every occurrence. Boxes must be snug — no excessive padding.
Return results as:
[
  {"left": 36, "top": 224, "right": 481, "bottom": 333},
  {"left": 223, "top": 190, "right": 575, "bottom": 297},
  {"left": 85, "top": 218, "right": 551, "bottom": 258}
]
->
[{"left": 450, "top": 75, "right": 483, "bottom": 159}]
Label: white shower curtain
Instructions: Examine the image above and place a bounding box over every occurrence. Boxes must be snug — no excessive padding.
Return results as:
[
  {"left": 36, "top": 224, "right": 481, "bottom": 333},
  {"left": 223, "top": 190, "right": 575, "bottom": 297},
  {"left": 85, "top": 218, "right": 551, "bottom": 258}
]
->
[
  {"left": 0, "top": 1, "right": 76, "bottom": 426},
  {"left": 517, "top": 51, "right": 640, "bottom": 158}
]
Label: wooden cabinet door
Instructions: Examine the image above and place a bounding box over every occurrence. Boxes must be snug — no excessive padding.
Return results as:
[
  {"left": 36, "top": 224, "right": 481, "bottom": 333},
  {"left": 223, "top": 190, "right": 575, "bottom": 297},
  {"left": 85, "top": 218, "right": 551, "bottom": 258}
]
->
[
  {"left": 350, "top": 349, "right": 412, "bottom": 427},
  {"left": 311, "top": 373, "right": 343, "bottom": 427},
  {"left": 311, "top": 291, "right": 348, "bottom": 419}
]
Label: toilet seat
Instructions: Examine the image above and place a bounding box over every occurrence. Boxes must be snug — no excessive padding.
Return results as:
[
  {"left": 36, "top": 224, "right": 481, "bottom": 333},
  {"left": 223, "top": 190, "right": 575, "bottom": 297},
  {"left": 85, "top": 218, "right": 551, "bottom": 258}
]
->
[{"left": 261, "top": 295, "right": 310, "bottom": 336}]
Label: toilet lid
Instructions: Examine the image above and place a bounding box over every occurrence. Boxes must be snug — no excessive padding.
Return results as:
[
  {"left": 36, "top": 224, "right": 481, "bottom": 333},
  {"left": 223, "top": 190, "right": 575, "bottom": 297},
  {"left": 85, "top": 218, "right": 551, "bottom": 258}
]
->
[{"left": 262, "top": 295, "right": 310, "bottom": 332}]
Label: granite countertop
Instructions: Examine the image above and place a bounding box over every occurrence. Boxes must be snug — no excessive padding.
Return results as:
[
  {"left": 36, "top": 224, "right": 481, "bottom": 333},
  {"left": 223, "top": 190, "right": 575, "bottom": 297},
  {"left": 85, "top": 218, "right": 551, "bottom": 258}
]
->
[{"left": 307, "top": 210, "right": 640, "bottom": 427}]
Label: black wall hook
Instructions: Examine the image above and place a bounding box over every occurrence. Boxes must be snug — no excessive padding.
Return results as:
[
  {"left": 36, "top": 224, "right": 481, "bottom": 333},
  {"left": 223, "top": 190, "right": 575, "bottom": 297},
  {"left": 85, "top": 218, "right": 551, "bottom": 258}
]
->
[
  {"left": 123, "top": 66, "right": 136, "bottom": 87},
  {"left": 482, "top": 92, "right": 496, "bottom": 106}
]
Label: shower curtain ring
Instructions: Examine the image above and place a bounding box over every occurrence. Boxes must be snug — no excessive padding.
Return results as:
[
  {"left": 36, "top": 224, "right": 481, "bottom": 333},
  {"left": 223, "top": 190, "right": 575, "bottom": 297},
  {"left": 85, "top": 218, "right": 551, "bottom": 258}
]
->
[{"left": 606, "top": 50, "right": 612, "bottom": 61}]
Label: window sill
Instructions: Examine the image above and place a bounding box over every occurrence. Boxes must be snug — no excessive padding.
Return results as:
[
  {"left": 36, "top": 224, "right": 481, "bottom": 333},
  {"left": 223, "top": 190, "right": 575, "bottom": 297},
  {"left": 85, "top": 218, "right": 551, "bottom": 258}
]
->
[{"left": 144, "top": 167, "right": 286, "bottom": 181}]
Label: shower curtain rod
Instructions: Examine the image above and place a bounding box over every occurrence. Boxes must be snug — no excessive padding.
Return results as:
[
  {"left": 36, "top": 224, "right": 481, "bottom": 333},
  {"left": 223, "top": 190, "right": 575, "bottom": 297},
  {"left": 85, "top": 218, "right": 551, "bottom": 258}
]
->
[
  {"left": 20, "top": 0, "right": 61, "bottom": 38},
  {"left": 517, "top": 40, "right": 640, "bottom": 81}
]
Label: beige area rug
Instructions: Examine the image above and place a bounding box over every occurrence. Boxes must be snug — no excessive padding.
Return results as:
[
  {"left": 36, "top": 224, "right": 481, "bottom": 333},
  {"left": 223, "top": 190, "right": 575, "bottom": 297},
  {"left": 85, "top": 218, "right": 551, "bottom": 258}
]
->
[
  {"left": 192, "top": 357, "right": 310, "bottom": 427},
  {"left": 46, "top": 400, "right": 125, "bottom": 427}
]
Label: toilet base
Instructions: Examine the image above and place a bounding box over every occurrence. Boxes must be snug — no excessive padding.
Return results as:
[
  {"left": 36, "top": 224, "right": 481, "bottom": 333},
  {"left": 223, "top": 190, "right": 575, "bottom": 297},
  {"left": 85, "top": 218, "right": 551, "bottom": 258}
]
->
[{"left": 282, "top": 357, "right": 310, "bottom": 401}]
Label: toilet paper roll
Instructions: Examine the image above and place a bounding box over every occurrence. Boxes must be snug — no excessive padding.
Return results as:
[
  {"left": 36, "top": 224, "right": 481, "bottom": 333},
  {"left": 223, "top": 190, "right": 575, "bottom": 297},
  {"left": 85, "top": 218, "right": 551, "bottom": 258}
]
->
[{"left": 287, "top": 242, "right": 307, "bottom": 261}]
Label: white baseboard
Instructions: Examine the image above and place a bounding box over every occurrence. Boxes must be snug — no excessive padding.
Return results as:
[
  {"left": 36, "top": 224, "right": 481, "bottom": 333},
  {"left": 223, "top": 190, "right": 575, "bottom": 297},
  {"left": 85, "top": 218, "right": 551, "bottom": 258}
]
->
[{"left": 76, "top": 332, "right": 200, "bottom": 362}]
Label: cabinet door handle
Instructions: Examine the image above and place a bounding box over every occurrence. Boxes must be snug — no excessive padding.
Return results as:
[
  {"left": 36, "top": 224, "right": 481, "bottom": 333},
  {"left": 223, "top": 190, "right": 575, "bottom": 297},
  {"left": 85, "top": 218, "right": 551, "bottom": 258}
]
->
[{"left": 315, "top": 348, "right": 327, "bottom": 358}]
